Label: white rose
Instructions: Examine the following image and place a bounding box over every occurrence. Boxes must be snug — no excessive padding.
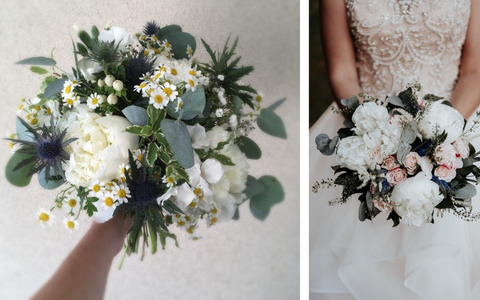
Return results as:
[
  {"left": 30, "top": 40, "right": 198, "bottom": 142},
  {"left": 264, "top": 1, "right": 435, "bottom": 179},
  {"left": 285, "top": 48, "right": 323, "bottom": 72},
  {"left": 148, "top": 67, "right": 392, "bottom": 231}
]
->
[
  {"left": 352, "top": 102, "right": 390, "bottom": 136},
  {"left": 60, "top": 105, "right": 139, "bottom": 187},
  {"left": 78, "top": 58, "right": 103, "bottom": 81},
  {"left": 206, "top": 126, "right": 230, "bottom": 149},
  {"left": 418, "top": 101, "right": 464, "bottom": 144},
  {"left": 336, "top": 136, "right": 368, "bottom": 172},
  {"left": 98, "top": 27, "right": 134, "bottom": 52},
  {"left": 391, "top": 172, "right": 444, "bottom": 226}
]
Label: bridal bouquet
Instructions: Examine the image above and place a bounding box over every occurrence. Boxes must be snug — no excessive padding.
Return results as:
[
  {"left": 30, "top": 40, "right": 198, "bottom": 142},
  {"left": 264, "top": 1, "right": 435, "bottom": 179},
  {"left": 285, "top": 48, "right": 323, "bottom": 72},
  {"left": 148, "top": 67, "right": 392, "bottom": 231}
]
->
[
  {"left": 313, "top": 84, "right": 480, "bottom": 227},
  {"left": 5, "top": 22, "right": 286, "bottom": 256}
]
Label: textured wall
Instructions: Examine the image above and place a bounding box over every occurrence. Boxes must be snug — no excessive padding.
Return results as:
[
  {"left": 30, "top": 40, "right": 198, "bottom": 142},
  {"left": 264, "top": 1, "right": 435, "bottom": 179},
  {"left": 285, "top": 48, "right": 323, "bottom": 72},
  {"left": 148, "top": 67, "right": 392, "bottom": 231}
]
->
[{"left": 0, "top": 0, "right": 300, "bottom": 299}]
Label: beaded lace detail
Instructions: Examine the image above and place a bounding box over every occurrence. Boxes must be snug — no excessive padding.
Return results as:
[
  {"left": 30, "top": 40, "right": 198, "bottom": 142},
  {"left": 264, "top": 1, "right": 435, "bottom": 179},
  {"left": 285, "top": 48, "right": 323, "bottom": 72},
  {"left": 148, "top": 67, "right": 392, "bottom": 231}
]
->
[{"left": 345, "top": 0, "right": 471, "bottom": 99}]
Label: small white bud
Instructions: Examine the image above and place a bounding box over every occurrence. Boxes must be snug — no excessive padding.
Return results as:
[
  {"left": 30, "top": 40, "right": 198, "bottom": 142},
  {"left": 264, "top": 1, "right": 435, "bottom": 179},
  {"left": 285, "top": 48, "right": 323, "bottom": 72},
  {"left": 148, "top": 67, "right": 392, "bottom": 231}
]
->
[
  {"left": 113, "top": 80, "right": 124, "bottom": 91},
  {"left": 107, "top": 94, "right": 118, "bottom": 105},
  {"left": 97, "top": 79, "right": 105, "bottom": 88},
  {"left": 99, "top": 95, "right": 107, "bottom": 104},
  {"left": 215, "top": 108, "right": 224, "bottom": 118},
  {"left": 72, "top": 25, "right": 80, "bottom": 33},
  {"left": 217, "top": 74, "right": 225, "bottom": 81},
  {"left": 105, "top": 75, "right": 115, "bottom": 87},
  {"left": 104, "top": 21, "right": 111, "bottom": 30},
  {"left": 229, "top": 114, "right": 238, "bottom": 128}
]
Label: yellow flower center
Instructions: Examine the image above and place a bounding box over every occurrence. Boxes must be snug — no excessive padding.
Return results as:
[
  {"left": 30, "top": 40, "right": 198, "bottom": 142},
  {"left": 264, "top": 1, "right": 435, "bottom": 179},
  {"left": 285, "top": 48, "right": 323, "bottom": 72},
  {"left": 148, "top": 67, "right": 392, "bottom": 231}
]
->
[
  {"left": 139, "top": 82, "right": 147, "bottom": 89},
  {"left": 154, "top": 95, "right": 164, "bottom": 104},
  {"left": 193, "top": 188, "right": 202, "bottom": 196},
  {"left": 26, "top": 114, "right": 31, "bottom": 120},
  {"left": 91, "top": 97, "right": 98, "bottom": 105},
  {"left": 31, "top": 118, "right": 38, "bottom": 125},
  {"left": 144, "top": 50, "right": 150, "bottom": 56},
  {"left": 211, "top": 207, "right": 218, "bottom": 214},
  {"left": 8, "top": 141, "right": 14, "bottom": 149},
  {"left": 177, "top": 220, "right": 185, "bottom": 226},
  {"left": 210, "top": 217, "right": 218, "bottom": 226},
  {"left": 189, "top": 70, "right": 197, "bottom": 76},
  {"left": 187, "top": 226, "right": 194, "bottom": 234},
  {"left": 66, "top": 221, "right": 75, "bottom": 229},
  {"left": 18, "top": 104, "right": 24, "bottom": 110},
  {"left": 137, "top": 154, "right": 144, "bottom": 161},
  {"left": 171, "top": 68, "right": 177, "bottom": 76},
  {"left": 35, "top": 105, "right": 41, "bottom": 111},
  {"left": 189, "top": 79, "right": 195, "bottom": 87},
  {"left": 175, "top": 214, "right": 182, "bottom": 219},
  {"left": 39, "top": 212, "right": 49, "bottom": 222},
  {"left": 189, "top": 201, "right": 197, "bottom": 208},
  {"left": 164, "top": 41, "right": 171, "bottom": 48},
  {"left": 92, "top": 184, "right": 101, "bottom": 192},
  {"left": 160, "top": 67, "right": 167, "bottom": 73},
  {"left": 118, "top": 189, "right": 126, "bottom": 198},
  {"left": 185, "top": 216, "right": 191, "bottom": 222},
  {"left": 46, "top": 107, "right": 52, "bottom": 115},
  {"left": 163, "top": 87, "right": 172, "bottom": 96},
  {"left": 147, "top": 88, "right": 154, "bottom": 96},
  {"left": 65, "top": 85, "right": 72, "bottom": 94},
  {"left": 256, "top": 95, "right": 262, "bottom": 102},
  {"left": 68, "top": 199, "right": 77, "bottom": 207},
  {"left": 166, "top": 177, "right": 175, "bottom": 184},
  {"left": 105, "top": 197, "right": 114, "bottom": 207},
  {"left": 66, "top": 99, "right": 74, "bottom": 106}
]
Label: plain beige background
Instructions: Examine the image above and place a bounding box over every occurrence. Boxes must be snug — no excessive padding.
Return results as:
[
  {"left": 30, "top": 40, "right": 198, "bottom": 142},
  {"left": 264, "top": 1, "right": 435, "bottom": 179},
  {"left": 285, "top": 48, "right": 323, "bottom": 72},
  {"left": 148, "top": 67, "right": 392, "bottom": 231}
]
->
[{"left": 0, "top": 0, "right": 300, "bottom": 299}]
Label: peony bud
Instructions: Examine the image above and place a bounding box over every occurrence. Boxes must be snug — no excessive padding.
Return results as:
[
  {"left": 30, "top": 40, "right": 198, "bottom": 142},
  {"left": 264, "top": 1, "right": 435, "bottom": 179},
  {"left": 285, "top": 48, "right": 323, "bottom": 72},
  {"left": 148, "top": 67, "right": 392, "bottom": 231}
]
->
[
  {"left": 113, "top": 80, "right": 124, "bottom": 91},
  {"left": 99, "top": 95, "right": 107, "bottom": 104},
  {"left": 105, "top": 75, "right": 115, "bottom": 87},
  {"left": 97, "top": 79, "right": 105, "bottom": 87},
  {"left": 107, "top": 94, "right": 118, "bottom": 105}
]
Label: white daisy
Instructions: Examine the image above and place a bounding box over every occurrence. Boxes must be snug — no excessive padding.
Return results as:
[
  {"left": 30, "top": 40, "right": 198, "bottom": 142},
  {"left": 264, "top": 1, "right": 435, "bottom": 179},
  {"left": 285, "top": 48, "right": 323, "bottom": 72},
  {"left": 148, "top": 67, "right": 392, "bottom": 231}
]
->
[
  {"left": 5, "top": 131, "right": 20, "bottom": 153},
  {"left": 87, "top": 93, "right": 101, "bottom": 109},
  {"left": 62, "top": 79, "right": 79, "bottom": 98},
  {"left": 255, "top": 92, "right": 264, "bottom": 102},
  {"left": 185, "top": 76, "right": 199, "bottom": 92},
  {"left": 112, "top": 183, "right": 131, "bottom": 204},
  {"left": 162, "top": 175, "right": 176, "bottom": 188},
  {"left": 149, "top": 89, "right": 169, "bottom": 109},
  {"left": 186, "top": 45, "right": 193, "bottom": 59},
  {"left": 175, "top": 98, "right": 183, "bottom": 112},
  {"left": 63, "top": 217, "right": 79, "bottom": 230},
  {"left": 63, "top": 95, "right": 80, "bottom": 108},
  {"left": 161, "top": 40, "right": 172, "bottom": 52},
  {"left": 100, "top": 191, "right": 117, "bottom": 211},
  {"left": 161, "top": 82, "right": 178, "bottom": 101},
  {"left": 119, "top": 163, "right": 131, "bottom": 178},
  {"left": 64, "top": 194, "right": 80, "bottom": 212},
  {"left": 134, "top": 81, "right": 149, "bottom": 93},
  {"left": 36, "top": 208, "right": 55, "bottom": 227},
  {"left": 133, "top": 149, "right": 146, "bottom": 168},
  {"left": 88, "top": 179, "right": 105, "bottom": 198}
]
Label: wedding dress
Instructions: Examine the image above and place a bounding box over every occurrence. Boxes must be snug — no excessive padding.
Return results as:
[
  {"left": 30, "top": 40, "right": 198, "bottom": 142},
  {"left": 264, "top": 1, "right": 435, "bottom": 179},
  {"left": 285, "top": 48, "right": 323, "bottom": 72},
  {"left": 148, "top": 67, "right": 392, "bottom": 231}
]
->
[{"left": 309, "top": 1, "right": 479, "bottom": 299}]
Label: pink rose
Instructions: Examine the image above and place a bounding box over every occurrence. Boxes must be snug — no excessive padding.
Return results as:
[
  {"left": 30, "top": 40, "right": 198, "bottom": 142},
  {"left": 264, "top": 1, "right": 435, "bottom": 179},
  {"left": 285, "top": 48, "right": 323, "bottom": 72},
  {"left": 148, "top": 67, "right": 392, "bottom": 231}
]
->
[
  {"left": 453, "top": 139, "right": 469, "bottom": 159},
  {"left": 366, "top": 147, "right": 383, "bottom": 169},
  {"left": 453, "top": 156, "right": 463, "bottom": 169},
  {"left": 434, "top": 143, "right": 457, "bottom": 168},
  {"left": 386, "top": 168, "right": 408, "bottom": 186},
  {"left": 381, "top": 155, "right": 400, "bottom": 171},
  {"left": 373, "top": 198, "right": 393, "bottom": 213},
  {"left": 404, "top": 152, "right": 421, "bottom": 175},
  {"left": 434, "top": 165, "right": 456, "bottom": 182}
]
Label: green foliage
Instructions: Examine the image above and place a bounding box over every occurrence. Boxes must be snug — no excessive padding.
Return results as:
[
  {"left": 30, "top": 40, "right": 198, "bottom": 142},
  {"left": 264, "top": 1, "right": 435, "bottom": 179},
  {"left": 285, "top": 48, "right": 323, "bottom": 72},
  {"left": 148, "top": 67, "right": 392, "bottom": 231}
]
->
[
  {"left": 166, "top": 86, "right": 206, "bottom": 120},
  {"left": 122, "top": 106, "right": 149, "bottom": 126},
  {"left": 5, "top": 150, "right": 35, "bottom": 187},
  {"left": 257, "top": 107, "right": 287, "bottom": 139},
  {"left": 146, "top": 143, "right": 158, "bottom": 167},
  {"left": 236, "top": 136, "right": 262, "bottom": 159},
  {"left": 16, "top": 56, "right": 56, "bottom": 66},
  {"left": 208, "top": 153, "right": 234, "bottom": 166},
  {"left": 44, "top": 78, "right": 67, "bottom": 99},
  {"left": 249, "top": 176, "right": 284, "bottom": 221},
  {"left": 160, "top": 119, "right": 194, "bottom": 168},
  {"left": 84, "top": 197, "right": 99, "bottom": 217},
  {"left": 155, "top": 24, "right": 182, "bottom": 40},
  {"left": 161, "top": 32, "right": 196, "bottom": 60},
  {"left": 30, "top": 66, "right": 48, "bottom": 75},
  {"left": 38, "top": 167, "right": 65, "bottom": 190}
]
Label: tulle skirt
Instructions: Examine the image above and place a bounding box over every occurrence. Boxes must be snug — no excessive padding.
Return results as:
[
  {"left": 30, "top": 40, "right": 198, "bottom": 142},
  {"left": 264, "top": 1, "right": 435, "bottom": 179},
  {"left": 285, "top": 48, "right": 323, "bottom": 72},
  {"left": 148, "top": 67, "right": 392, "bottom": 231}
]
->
[{"left": 310, "top": 104, "right": 480, "bottom": 300}]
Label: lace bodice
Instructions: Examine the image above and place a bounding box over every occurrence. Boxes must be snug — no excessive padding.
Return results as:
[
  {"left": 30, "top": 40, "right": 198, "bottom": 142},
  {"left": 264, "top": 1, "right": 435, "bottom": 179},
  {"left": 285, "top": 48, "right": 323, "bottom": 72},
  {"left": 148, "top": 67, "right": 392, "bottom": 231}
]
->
[{"left": 345, "top": 0, "right": 471, "bottom": 99}]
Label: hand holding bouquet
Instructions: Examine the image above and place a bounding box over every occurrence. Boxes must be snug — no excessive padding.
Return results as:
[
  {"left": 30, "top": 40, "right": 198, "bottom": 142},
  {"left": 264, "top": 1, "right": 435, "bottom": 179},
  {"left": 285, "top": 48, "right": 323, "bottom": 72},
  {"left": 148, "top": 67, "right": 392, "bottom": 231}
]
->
[
  {"left": 314, "top": 84, "right": 480, "bottom": 227},
  {"left": 5, "top": 21, "right": 287, "bottom": 257}
]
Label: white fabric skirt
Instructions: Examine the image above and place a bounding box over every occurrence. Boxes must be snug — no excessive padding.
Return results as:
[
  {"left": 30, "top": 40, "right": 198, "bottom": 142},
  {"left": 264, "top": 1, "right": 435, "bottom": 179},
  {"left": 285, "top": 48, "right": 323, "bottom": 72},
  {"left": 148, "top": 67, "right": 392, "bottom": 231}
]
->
[{"left": 310, "top": 104, "right": 480, "bottom": 300}]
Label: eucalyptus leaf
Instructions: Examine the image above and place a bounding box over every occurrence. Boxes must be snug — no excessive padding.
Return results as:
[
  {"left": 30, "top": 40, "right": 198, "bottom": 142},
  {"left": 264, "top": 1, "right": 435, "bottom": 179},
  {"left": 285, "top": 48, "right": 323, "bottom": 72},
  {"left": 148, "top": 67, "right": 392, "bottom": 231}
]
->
[
  {"left": 315, "top": 133, "right": 335, "bottom": 156},
  {"left": 166, "top": 86, "right": 206, "bottom": 120},
  {"left": 16, "top": 118, "right": 35, "bottom": 142},
  {"left": 267, "top": 98, "right": 287, "bottom": 112},
  {"left": 249, "top": 176, "right": 284, "bottom": 221},
  {"left": 232, "top": 96, "right": 242, "bottom": 115},
  {"left": 358, "top": 201, "right": 368, "bottom": 222},
  {"left": 236, "top": 136, "right": 262, "bottom": 159},
  {"left": 155, "top": 24, "right": 182, "bottom": 40},
  {"left": 16, "top": 56, "right": 56, "bottom": 66},
  {"left": 397, "top": 121, "right": 418, "bottom": 164},
  {"left": 257, "top": 108, "right": 287, "bottom": 139},
  {"left": 30, "top": 66, "right": 48, "bottom": 75},
  {"left": 160, "top": 119, "right": 194, "bottom": 168},
  {"left": 161, "top": 32, "right": 196, "bottom": 60},
  {"left": 244, "top": 175, "right": 266, "bottom": 199},
  {"left": 453, "top": 184, "right": 477, "bottom": 199},
  {"left": 387, "top": 96, "right": 405, "bottom": 107},
  {"left": 44, "top": 78, "right": 67, "bottom": 99},
  {"left": 122, "top": 106, "right": 148, "bottom": 126},
  {"left": 38, "top": 168, "right": 65, "bottom": 190},
  {"left": 347, "top": 96, "right": 359, "bottom": 112},
  {"left": 5, "top": 151, "right": 35, "bottom": 187},
  {"left": 340, "top": 98, "right": 349, "bottom": 106}
]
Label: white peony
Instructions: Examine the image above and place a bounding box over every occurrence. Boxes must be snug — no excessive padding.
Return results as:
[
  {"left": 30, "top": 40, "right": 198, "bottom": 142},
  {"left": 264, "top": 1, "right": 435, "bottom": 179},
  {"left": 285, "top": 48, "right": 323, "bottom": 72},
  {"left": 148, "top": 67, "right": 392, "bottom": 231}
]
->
[
  {"left": 77, "top": 58, "right": 103, "bottom": 81},
  {"left": 60, "top": 105, "right": 139, "bottom": 187},
  {"left": 352, "top": 102, "right": 390, "bottom": 136},
  {"left": 206, "top": 126, "right": 230, "bottom": 149},
  {"left": 391, "top": 172, "right": 444, "bottom": 226},
  {"left": 336, "top": 136, "right": 368, "bottom": 172},
  {"left": 98, "top": 27, "right": 134, "bottom": 52},
  {"left": 363, "top": 124, "right": 402, "bottom": 157},
  {"left": 418, "top": 101, "right": 464, "bottom": 144}
]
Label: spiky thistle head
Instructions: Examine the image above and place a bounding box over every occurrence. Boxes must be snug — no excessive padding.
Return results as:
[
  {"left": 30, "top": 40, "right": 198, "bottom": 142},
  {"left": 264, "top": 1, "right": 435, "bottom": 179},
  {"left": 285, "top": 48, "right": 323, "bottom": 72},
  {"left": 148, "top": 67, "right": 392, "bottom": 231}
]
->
[
  {"left": 125, "top": 53, "right": 155, "bottom": 88},
  {"left": 6, "top": 116, "right": 76, "bottom": 180},
  {"left": 90, "top": 40, "right": 121, "bottom": 64},
  {"left": 143, "top": 21, "right": 160, "bottom": 36}
]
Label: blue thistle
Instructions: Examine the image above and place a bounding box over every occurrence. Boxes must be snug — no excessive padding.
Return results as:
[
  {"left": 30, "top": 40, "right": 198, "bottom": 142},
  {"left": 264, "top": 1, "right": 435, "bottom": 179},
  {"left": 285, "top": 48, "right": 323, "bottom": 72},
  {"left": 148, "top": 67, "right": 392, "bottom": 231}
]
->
[
  {"left": 143, "top": 21, "right": 160, "bottom": 36},
  {"left": 5, "top": 116, "right": 76, "bottom": 180},
  {"left": 417, "top": 141, "right": 433, "bottom": 157},
  {"left": 431, "top": 175, "right": 451, "bottom": 192}
]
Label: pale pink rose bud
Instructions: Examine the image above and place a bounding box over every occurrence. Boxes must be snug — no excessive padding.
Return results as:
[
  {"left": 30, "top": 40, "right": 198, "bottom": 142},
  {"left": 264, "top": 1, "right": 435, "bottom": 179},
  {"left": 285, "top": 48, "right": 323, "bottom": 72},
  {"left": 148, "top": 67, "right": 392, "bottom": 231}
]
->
[
  {"left": 366, "top": 147, "right": 383, "bottom": 169},
  {"left": 386, "top": 168, "right": 408, "bottom": 186},
  {"left": 373, "top": 199, "right": 393, "bottom": 213},
  {"left": 381, "top": 155, "right": 400, "bottom": 171},
  {"left": 453, "top": 156, "right": 463, "bottom": 169},
  {"left": 453, "top": 139, "right": 469, "bottom": 159},
  {"left": 434, "top": 165, "right": 456, "bottom": 182},
  {"left": 404, "top": 152, "right": 421, "bottom": 175},
  {"left": 434, "top": 143, "right": 457, "bottom": 168}
]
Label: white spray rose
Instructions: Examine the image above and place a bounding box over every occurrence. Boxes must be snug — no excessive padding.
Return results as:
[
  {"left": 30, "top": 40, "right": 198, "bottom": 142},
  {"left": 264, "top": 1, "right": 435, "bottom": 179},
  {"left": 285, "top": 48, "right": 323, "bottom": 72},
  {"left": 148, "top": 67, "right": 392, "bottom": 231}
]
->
[
  {"left": 206, "top": 126, "right": 230, "bottom": 149},
  {"left": 60, "top": 105, "right": 139, "bottom": 187},
  {"left": 78, "top": 58, "right": 103, "bottom": 81},
  {"left": 418, "top": 101, "right": 464, "bottom": 144},
  {"left": 98, "top": 27, "right": 134, "bottom": 52},
  {"left": 187, "top": 124, "right": 210, "bottom": 149},
  {"left": 352, "top": 102, "right": 390, "bottom": 136},
  {"left": 391, "top": 172, "right": 444, "bottom": 226},
  {"left": 336, "top": 136, "right": 368, "bottom": 172}
]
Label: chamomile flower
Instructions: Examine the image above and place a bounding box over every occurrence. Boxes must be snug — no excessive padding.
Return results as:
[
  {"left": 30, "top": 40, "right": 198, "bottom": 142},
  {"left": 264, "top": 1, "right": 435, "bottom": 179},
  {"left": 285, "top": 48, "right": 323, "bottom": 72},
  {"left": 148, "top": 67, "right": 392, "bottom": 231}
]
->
[
  {"left": 63, "top": 217, "right": 79, "bottom": 230},
  {"left": 175, "top": 98, "right": 183, "bottom": 112},
  {"left": 87, "top": 93, "right": 101, "bottom": 109},
  {"left": 62, "top": 79, "right": 79, "bottom": 98},
  {"left": 88, "top": 179, "right": 105, "bottom": 198},
  {"left": 134, "top": 81, "right": 149, "bottom": 93},
  {"left": 36, "top": 208, "right": 55, "bottom": 227},
  {"left": 133, "top": 149, "right": 146, "bottom": 168},
  {"left": 100, "top": 191, "right": 117, "bottom": 211},
  {"left": 63, "top": 95, "right": 80, "bottom": 108},
  {"left": 64, "top": 194, "right": 80, "bottom": 212},
  {"left": 255, "top": 92, "right": 264, "bottom": 102},
  {"left": 5, "top": 132, "right": 20, "bottom": 152},
  {"left": 185, "top": 76, "right": 199, "bottom": 92},
  {"left": 206, "top": 207, "right": 219, "bottom": 227},
  {"left": 112, "top": 183, "right": 131, "bottom": 204},
  {"left": 119, "top": 163, "right": 131, "bottom": 178},
  {"left": 186, "top": 45, "right": 193, "bottom": 58},
  {"left": 161, "top": 40, "right": 172, "bottom": 52},
  {"left": 149, "top": 89, "right": 169, "bottom": 109},
  {"left": 144, "top": 83, "right": 159, "bottom": 98},
  {"left": 162, "top": 175, "right": 176, "bottom": 188},
  {"left": 161, "top": 82, "right": 178, "bottom": 101}
]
